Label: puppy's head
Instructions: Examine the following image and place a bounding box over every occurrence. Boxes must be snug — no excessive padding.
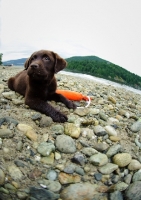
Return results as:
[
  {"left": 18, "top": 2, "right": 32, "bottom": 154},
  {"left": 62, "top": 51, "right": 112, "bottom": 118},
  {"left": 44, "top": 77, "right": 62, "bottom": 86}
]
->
[{"left": 24, "top": 50, "right": 67, "bottom": 82}]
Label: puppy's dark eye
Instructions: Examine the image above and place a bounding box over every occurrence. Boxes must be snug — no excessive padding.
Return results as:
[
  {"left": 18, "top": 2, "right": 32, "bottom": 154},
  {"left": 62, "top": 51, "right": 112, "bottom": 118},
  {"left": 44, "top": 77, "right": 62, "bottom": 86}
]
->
[{"left": 44, "top": 56, "right": 50, "bottom": 61}]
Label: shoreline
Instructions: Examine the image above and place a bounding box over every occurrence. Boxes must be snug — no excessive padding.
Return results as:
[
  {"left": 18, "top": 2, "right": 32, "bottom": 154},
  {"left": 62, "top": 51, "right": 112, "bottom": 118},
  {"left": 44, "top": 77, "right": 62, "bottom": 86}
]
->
[{"left": 60, "top": 71, "right": 141, "bottom": 95}]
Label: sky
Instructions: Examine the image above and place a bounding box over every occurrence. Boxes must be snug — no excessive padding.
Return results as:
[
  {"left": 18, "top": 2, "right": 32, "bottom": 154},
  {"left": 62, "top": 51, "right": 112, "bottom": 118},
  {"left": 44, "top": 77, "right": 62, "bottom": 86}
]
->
[{"left": 0, "top": 0, "right": 141, "bottom": 76}]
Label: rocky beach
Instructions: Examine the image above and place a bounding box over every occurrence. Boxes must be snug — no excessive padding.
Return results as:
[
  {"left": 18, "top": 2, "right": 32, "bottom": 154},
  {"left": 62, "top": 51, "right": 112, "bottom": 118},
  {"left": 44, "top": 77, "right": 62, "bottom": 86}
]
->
[{"left": 0, "top": 66, "right": 141, "bottom": 200}]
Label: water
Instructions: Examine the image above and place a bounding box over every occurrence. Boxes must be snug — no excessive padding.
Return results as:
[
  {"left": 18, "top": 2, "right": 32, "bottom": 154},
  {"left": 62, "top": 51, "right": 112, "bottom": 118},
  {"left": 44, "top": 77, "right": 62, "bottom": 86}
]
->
[{"left": 60, "top": 71, "right": 141, "bottom": 95}]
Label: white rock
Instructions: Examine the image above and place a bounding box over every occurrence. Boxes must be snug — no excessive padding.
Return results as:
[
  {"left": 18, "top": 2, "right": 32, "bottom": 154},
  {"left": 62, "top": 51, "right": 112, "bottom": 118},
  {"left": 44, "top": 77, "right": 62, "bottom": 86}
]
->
[
  {"left": 55, "top": 152, "right": 61, "bottom": 160},
  {"left": 107, "top": 117, "right": 119, "bottom": 125},
  {"left": 17, "top": 124, "right": 33, "bottom": 133},
  {"left": 105, "top": 125, "right": 117, "bottom": 136},
  {"left": 2, "top": 91, "right": 17, "bottom": 100}
]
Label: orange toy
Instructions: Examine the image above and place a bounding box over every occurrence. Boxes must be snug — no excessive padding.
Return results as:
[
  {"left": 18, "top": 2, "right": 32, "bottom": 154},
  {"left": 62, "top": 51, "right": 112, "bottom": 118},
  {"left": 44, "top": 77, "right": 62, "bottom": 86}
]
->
[{"left": 56, "top": 89, "right": 90, "bottom": 101}]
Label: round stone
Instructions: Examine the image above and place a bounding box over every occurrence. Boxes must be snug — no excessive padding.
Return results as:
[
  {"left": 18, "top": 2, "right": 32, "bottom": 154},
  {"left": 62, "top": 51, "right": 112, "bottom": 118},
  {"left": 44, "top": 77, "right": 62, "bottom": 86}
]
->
[
  {"left": 60, "top": 183, "right": 98, "bottom": 200},
  {"left": 105, "top": 125, "right": 117, "bottom": 136},
  {"left": 106, "top": 144, "right": 121, "bottom": 158},
  {"left": 90, "top": 153, "right": 108, "bottom": 166},
  {"left": 64, "top": 123, "right": 81, "bottom": 138},
  {"left": 128, "top": 159, "right": 141, "bottom": 171},
  {"left": 37, "top": 142, "right": 55, "bottom": 156},
  {"left": 55, "top": 135, "right": 76, "bottom": 153},
  {"left": 46, "top": 170, "right": 57, "bottom": 181},
  {"left": 98, "top": 163, "right": 118, "bottom": 174},
  {"left": 113, "top": 153, "right": 132, "bottom": 167},
  {"left": 93, "top": 125, "right": 107, "bottom": 136},
  {"left": 94, "top": 173, "right": 102, "bottom": 181},
  {"left": 81, "top": 147, "right": 98, "bottom": 156},
  {"left": 17, "top": 124, "right": 33, "bottom": 133}
]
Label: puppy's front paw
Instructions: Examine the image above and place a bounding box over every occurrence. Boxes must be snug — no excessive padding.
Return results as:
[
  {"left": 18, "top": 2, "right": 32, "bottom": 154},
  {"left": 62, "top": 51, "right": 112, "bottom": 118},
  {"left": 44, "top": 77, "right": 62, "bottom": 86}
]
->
[
  {"left": 52, "top": 111, "right": 68, "bottom": 123},
  {"left": 67, "top": 101, "right": 77, "bottom": 110}
]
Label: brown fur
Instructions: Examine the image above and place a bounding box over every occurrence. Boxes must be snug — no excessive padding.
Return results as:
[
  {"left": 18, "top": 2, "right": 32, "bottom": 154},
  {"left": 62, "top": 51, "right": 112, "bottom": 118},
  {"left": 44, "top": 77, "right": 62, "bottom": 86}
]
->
[{"left": 8, "top": 50, "right": 76, "bottom": 122}]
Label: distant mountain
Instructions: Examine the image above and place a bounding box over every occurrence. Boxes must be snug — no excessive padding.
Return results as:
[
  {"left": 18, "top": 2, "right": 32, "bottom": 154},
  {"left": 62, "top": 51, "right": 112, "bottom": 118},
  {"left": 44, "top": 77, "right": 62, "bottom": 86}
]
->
[{"left": 3, "top": 58, "right": 27, "bottom": 66}]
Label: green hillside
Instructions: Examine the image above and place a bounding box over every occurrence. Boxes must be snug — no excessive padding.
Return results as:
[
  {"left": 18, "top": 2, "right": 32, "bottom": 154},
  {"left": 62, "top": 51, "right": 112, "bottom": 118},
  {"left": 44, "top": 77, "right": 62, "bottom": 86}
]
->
[{"left": 65, "top": 56, "right": 141, "bottom": 89}]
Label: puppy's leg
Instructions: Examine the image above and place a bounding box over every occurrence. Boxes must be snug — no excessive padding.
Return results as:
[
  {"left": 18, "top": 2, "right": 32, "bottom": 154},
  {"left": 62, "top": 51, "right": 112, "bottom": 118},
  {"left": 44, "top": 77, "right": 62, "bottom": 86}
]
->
[
  {"left": 25, "top": 97, "right": 68, "bottom": 122},
  {"left": 8, "top": 77, "right": 16, "bottom": 91},
  {"left": 48, "top": 93, "right": 77, "bottom": 109}
]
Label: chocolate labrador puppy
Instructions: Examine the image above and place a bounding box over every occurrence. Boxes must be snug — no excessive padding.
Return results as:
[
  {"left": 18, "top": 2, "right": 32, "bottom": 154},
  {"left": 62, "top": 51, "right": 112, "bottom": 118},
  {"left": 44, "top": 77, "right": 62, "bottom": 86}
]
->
[{"left": 8, "top": 50, "right": 76, "bottom": 122}]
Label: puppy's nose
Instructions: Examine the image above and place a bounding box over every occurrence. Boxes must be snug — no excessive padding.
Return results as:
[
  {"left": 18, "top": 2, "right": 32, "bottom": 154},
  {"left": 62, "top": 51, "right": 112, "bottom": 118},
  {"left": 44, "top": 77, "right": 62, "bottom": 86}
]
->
[{"left": 30, "top": 64, "right": 39, "bottom": 69}]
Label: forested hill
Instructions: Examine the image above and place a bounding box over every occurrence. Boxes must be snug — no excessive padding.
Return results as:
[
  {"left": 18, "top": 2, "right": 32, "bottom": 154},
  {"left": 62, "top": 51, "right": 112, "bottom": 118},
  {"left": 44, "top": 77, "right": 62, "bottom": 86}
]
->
[{"left": 65, "top": 56, "right": 141, "bottom": 90}]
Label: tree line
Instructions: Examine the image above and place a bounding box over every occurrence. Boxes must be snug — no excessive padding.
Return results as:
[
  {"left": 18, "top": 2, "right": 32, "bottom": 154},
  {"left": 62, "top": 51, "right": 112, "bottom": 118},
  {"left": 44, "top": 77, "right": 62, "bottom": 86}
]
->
[{"left": 65, "top": 58, "right": 141, "bottom": 90}]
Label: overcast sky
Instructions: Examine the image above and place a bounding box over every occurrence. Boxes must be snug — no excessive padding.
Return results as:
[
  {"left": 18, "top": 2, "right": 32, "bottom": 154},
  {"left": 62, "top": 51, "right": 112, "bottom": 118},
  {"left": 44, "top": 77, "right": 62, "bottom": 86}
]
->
[{"left": 0, "top": 0, "right": 141, "bottom": 76}]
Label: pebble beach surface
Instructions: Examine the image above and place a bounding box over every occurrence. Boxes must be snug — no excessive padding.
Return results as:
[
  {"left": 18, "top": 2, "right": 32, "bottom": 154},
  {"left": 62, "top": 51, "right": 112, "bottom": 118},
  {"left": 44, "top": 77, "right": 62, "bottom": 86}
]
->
[{"left": 1, "top": 66, "right": 141, "bottom": 200}]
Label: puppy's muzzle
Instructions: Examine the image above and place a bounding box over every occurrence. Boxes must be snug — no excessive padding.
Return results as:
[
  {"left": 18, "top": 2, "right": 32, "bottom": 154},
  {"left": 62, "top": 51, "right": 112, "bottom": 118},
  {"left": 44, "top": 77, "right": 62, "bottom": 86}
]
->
[{"left": 30, "top": 64, "right": 39, "bottom": 69}]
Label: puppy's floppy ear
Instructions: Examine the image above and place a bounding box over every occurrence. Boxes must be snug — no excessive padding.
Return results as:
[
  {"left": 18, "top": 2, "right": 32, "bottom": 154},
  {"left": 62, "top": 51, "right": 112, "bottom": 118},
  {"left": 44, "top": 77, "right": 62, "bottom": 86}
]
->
[
  {"left": 24, "top": 58, "right": 30, "bottom": 70},
  {"left": 24, "top": 51, "right": 37, "bottom": 69},
  {"left": 53, "top": 52, "right": 67, "bottom": 73}
]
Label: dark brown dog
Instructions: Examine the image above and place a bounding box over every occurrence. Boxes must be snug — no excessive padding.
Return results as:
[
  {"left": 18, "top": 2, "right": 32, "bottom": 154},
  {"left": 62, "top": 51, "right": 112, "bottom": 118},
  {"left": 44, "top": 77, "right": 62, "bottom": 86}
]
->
[{"left": 8, "top": 50, "right": 76, "bottom": 122}]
